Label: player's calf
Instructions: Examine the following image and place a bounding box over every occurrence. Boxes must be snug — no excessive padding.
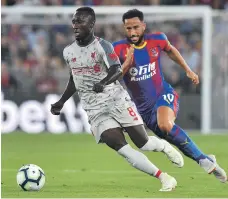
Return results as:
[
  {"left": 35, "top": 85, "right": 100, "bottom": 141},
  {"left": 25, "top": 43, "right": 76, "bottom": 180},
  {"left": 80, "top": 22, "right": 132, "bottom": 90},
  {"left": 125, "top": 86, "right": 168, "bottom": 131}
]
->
[
  {"left": 156, "top": 106, "right": 211, "bottom": 164},
  {"left": 125, "top": 125, "right": 165, "bottom": 151},
  {"left": 101, "top": 127, "right": 177, "bottom": 191},
  {"left": 140, "top": 136, "right": 184, "bottom": 168},
  {"left": 118, "top": 144, "right": 177, "bottom": 191},
  {"left": 118, "top": 144, "right": 161, "bottom": 175},
  {"left": 125, "top": 125, "right": 184, "bottom": 167},
  {"left": 140, "top": 136, "right": 165, "bottom": 152}
]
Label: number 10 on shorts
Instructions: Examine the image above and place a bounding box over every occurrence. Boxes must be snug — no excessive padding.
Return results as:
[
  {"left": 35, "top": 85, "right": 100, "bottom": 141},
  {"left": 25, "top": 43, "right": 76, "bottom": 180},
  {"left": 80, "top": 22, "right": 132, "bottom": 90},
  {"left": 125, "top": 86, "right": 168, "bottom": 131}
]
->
[{"left": 162, "top": 94, "right": 174, "bottom": 104}]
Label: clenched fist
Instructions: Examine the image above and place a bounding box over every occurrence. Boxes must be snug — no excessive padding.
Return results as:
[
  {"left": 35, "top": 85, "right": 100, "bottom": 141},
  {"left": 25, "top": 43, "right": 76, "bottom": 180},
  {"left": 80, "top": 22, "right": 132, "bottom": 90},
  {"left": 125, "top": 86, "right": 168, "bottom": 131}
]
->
[
  {"left": 50, "top": 101, "right": 64, "bottom": 115},
  {"left": 92, "top": 82, "right": 104, "bottom": 93},
  {"left": 186, "top": 70, "right": 199, "bottom": 85}
]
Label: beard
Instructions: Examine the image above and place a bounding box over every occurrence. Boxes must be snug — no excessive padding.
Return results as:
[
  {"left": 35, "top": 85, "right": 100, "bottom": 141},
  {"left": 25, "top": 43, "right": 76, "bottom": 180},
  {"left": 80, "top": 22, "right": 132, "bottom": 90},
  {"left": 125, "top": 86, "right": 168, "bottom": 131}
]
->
[{"left": 127, "top": 34, "right": 144, "bottom": 46}]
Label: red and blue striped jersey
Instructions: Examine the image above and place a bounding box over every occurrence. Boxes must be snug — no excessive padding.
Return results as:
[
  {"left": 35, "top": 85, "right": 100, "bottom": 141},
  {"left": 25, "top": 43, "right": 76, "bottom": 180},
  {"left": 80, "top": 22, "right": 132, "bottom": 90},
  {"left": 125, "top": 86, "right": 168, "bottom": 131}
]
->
[{"left": 113, "top": 32, "right": 173, "bottom": 114}]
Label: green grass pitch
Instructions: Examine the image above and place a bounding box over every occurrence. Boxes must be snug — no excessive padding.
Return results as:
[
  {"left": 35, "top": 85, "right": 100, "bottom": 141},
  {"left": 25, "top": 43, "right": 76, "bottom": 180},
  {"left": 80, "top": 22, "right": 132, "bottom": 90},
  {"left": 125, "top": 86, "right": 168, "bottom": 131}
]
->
[{"left": 1, "top": 132, "right": 228, "bottom": 198}]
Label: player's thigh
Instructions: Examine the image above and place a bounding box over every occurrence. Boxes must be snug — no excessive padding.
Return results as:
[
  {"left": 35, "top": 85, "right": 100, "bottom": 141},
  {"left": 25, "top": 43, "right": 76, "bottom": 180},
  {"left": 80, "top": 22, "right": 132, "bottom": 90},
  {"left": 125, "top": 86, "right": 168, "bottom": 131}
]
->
[
  {"left": 124, "top": 124, "right": 149, "bottom": 148},
  {"left": 90, "top": 111, "right": 121, "bottom": 144},
  {"left": 112, "top": 101, "right": 147, "bottom": 148},
  {"left": 157, "top": 106, "right": 175, "bottom": 124},
  {"left": 140, "top": 108, "right": 167, "bottom": 140},
  {"left": 112, "top": 100, "right": 144, "bottom": 128},
  {"left": 101, "top": 128, "right": 128, "bottom": 151},
  {"left": 156, "top": 90, "right": 179, "bottom": 130}
]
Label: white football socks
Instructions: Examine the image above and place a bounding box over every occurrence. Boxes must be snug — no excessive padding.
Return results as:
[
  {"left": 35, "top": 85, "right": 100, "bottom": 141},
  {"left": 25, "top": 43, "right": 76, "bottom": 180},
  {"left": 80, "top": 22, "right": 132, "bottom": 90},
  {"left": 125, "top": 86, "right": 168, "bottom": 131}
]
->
[
  {"left": 140, "top": 136, "right": 165, "bottom": 152},
  {"left": 118, "top": 144, "right": 161, "bottom": 177}
]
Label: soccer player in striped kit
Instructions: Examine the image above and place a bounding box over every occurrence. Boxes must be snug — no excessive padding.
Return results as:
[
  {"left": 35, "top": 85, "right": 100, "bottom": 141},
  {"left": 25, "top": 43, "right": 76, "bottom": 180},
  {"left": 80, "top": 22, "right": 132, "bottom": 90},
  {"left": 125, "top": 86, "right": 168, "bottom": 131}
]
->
[{"left": 113, "top": 9, "right": 227, "bottom": 183}]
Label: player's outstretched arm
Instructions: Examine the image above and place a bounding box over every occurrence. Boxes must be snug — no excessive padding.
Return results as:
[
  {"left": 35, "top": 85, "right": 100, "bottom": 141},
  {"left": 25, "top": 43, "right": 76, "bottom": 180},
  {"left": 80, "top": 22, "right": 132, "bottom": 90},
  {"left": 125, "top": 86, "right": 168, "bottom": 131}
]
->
[
  {"left": 50, "top": 74, "right": 76, "bottom": 115},
  {"left": 92, "top": 64, "right": 122, "bottom": 93},
  {"left": 166, "top": 45, "right": 199, "bottom": 85}
]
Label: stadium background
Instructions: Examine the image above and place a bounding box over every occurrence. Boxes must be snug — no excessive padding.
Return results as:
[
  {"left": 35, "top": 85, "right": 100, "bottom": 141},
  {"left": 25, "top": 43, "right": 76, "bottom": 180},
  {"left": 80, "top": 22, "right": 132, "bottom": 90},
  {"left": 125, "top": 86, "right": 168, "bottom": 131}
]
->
[
  {"left": 1, "top": 0, "right": 228, "bottom": 198},
  {"left": 2, "top": 0, "right": 227, "bottom": 133}
]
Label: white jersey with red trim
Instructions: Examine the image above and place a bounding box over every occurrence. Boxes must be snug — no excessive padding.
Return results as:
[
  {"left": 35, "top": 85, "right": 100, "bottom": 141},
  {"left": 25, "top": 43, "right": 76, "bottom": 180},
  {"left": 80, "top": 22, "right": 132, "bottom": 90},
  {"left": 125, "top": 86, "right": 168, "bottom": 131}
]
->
[{"left": 63, "top": 37, "right": 128, "bottom": 111}]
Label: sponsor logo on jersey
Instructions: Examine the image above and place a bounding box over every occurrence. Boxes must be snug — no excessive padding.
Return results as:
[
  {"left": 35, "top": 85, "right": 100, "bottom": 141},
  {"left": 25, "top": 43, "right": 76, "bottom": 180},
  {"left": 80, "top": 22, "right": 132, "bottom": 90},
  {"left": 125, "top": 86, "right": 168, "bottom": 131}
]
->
[
  {"left": 72, "top": 64, "right": 101, "bottom": 75},
  {"left": 129, "top": 62, "right": 156, "bottom": 81}
]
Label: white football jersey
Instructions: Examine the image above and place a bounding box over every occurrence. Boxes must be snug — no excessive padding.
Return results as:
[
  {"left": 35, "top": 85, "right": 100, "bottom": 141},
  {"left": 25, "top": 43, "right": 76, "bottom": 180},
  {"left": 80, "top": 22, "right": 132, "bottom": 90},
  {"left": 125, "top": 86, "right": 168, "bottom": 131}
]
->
[{"left": 63, "top": 37, "right": 128, "bottom": 111}]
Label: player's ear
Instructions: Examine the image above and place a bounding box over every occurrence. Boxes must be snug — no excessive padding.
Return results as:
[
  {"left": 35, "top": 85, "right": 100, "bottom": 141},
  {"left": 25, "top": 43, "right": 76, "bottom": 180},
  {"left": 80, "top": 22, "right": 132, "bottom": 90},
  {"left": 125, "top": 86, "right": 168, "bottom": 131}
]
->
[
  {"left": 89, "top": 20, "right": 95, "bottom": 29},
  {"left": 142, "top": 22, "right": 146, "bottom": 31}
]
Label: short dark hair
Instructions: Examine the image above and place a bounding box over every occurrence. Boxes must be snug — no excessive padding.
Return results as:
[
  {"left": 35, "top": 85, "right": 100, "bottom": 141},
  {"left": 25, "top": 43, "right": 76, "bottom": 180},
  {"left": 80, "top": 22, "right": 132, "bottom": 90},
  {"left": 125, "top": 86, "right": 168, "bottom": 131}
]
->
[
  {"left": 122, "top": 9, "right": 144, "bottom": 23},
  {"left": 76, "top": 6, "right": 96, "bottom": 22}
]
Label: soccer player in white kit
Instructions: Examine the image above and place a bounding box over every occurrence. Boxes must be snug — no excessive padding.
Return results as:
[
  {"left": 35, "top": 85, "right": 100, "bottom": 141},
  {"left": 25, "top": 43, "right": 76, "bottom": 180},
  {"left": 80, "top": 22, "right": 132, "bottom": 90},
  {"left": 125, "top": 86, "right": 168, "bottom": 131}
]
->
[{"left": 50, "top": 7, "right": 184, "bottom": 192}]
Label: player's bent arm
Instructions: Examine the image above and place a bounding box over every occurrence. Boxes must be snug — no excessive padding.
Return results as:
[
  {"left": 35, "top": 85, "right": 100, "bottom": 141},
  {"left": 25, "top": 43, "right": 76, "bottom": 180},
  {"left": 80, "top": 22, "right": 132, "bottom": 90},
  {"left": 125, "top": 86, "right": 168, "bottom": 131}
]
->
[
  {"left": 99, "top": 39, "right": 124, "bottom": 85},
  {"left": 50, "top": 73, "right": 76, "bottom": 115},
  {"left": 100, "top": 64, "right": 123, "bottom": 85},
  {"left": 122, "top": 45, "right": 134, "bottom": 75},
  {"left": 59, "top": 74, "right": 77, "bottom": 104},
  {"left": 122, "top": 62, "right": 131, "bottom": 76},
  {"left": 59, "top": 47, "right": 77, "bottom": 104},
  {"left": 92, "top": 64, "right": 122, "bottom": 93},
  {"left": 166, "top": 45, "right": 199, "bottom": 84},
  {"left": 166, "top": 45, "right": 192, "bottom": 73}
]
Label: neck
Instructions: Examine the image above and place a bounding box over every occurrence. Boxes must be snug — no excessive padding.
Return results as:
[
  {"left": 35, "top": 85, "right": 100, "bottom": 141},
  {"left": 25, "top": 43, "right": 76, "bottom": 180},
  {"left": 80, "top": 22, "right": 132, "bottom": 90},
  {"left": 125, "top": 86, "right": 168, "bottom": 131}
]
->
[
  {"left": 76, "top": 33, "right": 95, "bottom": 47},
  {"left": 136, "top": 38, "right": 145, "bottom": 47},
  {"left": 135, "top": 34, "right": 145, "bottom": 46}
]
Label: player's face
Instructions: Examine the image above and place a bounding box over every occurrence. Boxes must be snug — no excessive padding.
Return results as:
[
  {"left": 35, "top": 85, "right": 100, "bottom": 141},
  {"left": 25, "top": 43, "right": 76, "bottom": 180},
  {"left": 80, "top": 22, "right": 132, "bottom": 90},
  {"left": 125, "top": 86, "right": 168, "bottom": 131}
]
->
[
  {"left": 124, "top": 17, "right": 146, "bottom": 45},
  {"left": 72, "top": 11, "right": 94, "bottom": 40}
]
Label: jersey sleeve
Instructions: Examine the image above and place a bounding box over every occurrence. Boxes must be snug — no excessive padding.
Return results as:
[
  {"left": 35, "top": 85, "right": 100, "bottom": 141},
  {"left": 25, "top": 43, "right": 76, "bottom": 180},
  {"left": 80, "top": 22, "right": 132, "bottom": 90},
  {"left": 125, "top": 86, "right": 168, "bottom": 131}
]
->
[
  {"left": 99, "top": 39, "right": 121, "bottom": 68},
  {"left": 63, "top": 47, "right": 72, "bottom": 75},
  {"left": 113, "top": 42, "right": 124, "bottom": 65},
  {"left": 63, "top": 48, "right": 70, "bottom": 66},
  {"left": 157, "top": 32, "right": 172, "bottom": 52}
]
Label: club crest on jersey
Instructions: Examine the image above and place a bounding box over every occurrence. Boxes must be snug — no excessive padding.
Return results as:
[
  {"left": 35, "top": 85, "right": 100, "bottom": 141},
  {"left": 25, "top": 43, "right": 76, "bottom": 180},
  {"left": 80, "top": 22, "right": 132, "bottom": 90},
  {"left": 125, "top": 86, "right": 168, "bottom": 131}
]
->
[
  {"left": 71, "top": 57, "right": 76, "bottom": 62},
  {"left": 91, "top": 52, "right": 96, "bottom": 59},
  {"left": 129, "top": 62, "right": 156, "bottom": 82},
  {"left": 150, "top": 47, "right": 158, "bottom": 57}
]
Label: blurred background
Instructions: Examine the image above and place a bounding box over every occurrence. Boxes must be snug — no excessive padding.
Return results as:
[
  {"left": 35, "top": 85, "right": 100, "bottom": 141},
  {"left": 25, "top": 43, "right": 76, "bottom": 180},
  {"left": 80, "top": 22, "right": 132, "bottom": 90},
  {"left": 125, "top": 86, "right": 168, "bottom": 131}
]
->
[{"left": 1, "top": 0, "right": 228, "bottom": 134}]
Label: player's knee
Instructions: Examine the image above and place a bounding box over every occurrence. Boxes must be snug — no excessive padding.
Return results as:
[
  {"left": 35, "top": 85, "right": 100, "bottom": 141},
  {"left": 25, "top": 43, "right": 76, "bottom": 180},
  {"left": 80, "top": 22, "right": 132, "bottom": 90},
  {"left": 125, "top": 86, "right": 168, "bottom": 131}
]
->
[
  {"left": 158, "top": 120, "right": 174, "bottom": 133},
  {"left": 139, "top": 139, "right": 150, "bottom": 151},
  {"left": 101, "top": 129, "right": 127, "bottom": 151}
]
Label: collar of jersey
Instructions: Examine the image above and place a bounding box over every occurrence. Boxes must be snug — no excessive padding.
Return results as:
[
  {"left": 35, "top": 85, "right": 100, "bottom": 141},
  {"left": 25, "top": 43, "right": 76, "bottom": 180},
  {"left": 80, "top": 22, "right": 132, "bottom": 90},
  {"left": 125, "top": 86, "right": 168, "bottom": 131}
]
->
[{"left": 133, "top": 41, "right": 147, "bottom": 49}]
